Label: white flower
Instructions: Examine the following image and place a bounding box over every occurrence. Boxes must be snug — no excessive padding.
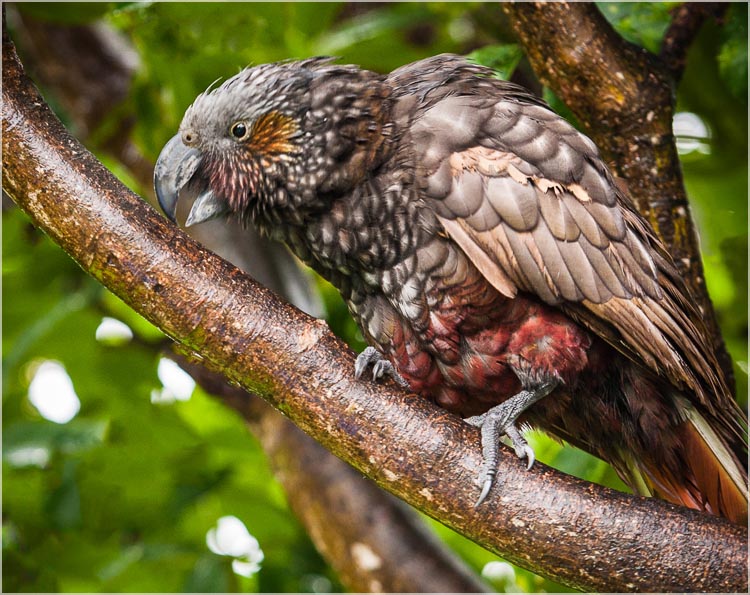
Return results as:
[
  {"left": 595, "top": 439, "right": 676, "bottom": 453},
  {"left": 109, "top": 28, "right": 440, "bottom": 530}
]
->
[
  {"left": 482, "top": 560, "right": 516, "bottom": 584},
  {"left": 95, "top": 317, "right": 133, "bottom": 343},
  {"left": 154, "top": 358, "right": 195, "bottom": 403},
  {"left": 28, "top": 360, "right": 80, "bottom": 424},
  {"left": 206, "top": 515, "right": 264, "bottom": 577}
]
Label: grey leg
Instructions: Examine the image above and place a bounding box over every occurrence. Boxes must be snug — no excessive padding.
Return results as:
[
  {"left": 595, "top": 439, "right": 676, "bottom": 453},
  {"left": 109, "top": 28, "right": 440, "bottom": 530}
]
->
[{"left": 465, "top": 381, "right": 558, "bottom": 507}]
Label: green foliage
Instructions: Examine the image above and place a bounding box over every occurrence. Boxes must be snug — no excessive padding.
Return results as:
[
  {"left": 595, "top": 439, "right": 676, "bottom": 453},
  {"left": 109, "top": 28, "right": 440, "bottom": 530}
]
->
[
  {"left": 596, "top": 2, "right": 679, "bottom": 54},
  {"left": 718, "top": 3, "right": 748, "bottom": 102},
  {"left": 468, "top": 43, "right": 523, "bottom": 80},
  {"left": 674, "top": 12, "right": 749, "bottom": 407},
  {"left": 15, "top": 2, "right": 122, "bottom": 25},
  {"left": 4, "top": 2, "right": 748, "bottom": 593}
]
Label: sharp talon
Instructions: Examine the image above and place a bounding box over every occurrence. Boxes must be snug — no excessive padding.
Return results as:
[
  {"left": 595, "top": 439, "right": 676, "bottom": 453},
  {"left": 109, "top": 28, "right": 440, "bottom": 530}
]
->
[
  {"left": 354, "top": 347, "right": 409, "bottom": 387},
  {"left": 372, "top": 360, "right": 388, "bottom": 381},
  {"left": 524, "top": 446, "right": 535, "bottom": 470},
  {"left": 474, "top": 478, "right": 494, "bottom": 508},
  {"left": 355, "top": 347, "right": 377, "bottom": 379},
  {"left": 467, "top": 383, "right": 556, "bottom": 507}
]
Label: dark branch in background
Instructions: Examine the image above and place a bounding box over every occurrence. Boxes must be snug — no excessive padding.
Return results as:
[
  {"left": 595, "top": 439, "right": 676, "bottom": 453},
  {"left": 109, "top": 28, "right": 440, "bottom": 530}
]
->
[
  {"left": 503, "top": 1, "right": 735, "bottom": 391},
  {"left": 5, "top": 8, "right": 153, "bottom": 192},
  {"left": 6, "top": 8, "right": 488, "bottom": 593},
  {"left": 3, "top": 20, "right": 747, "bottom": 594},
  {"left": 660, "top": 3, "right": 728, "bottom": 83}
]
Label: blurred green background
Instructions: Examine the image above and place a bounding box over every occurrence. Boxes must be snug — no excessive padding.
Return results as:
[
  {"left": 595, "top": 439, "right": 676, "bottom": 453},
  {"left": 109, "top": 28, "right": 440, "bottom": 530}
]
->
[{"left": 3, "top": 3, "right": 747, "bottom": 593}]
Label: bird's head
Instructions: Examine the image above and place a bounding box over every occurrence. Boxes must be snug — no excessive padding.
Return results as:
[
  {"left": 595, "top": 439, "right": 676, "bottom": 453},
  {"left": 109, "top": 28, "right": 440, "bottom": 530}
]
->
[{"left": 154, "top": 59, "right": 392, "bottom": 230}]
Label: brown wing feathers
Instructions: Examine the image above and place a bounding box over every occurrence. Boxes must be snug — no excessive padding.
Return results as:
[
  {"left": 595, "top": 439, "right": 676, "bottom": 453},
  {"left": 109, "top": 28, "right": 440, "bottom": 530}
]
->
[{"left": 423, "top": 93, "right": 730, "bottom": 405}]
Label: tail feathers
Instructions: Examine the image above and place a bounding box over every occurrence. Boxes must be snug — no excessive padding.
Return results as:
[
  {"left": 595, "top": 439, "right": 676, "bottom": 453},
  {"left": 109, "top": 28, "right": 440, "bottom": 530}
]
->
[
  {"left": 681, "top": 405, "right": 747, "bottom": 524},
  {"left": 629, "top": 404, "right": 748, "bottom": 525}
]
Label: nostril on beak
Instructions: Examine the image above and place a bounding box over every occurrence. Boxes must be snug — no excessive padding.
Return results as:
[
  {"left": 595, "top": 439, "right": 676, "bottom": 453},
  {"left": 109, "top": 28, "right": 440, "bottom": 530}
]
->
[{"left": 181, "top": 129, "right": 198, "bottom": 146}]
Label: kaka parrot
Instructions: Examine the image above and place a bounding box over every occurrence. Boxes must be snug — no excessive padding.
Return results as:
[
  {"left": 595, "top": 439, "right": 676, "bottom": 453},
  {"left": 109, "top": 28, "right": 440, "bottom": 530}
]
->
[{"left": 154, "top": 55, "right": 748, "bottom": 523}]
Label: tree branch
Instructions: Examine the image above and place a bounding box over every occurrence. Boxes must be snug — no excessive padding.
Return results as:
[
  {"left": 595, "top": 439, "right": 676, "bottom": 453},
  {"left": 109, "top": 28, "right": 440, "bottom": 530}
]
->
[
  {"left": 2, "top": 19, "right": 746, "bottom": 594},
  {"left": 660, "top": 2, "right": 728, "bottom": 83},
  {"left": 503, "top": 1, "right": 735, "bottom": 390}
]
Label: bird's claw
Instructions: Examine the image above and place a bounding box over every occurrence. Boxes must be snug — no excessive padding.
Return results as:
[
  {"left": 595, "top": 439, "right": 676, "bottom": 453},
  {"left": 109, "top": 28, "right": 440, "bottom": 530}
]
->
[
  {"left": 355, "top": 346, "right": 409, "bottom": 387},
  {"left": 354, "top": 347, "right": 377, "bottom": 379},
  {"left": 522, "top": 446, "right": 535, "bottom": 470},
  {"left": 469, "top": 419, "right": 536, "bottom": 507},
  {"left": 506, "top": 424, "right": 535, "bottom": 470},
  {"left": 465, "top": 388, "right": 550, "bottom": 506},
  {"left": 475, "top": 476, "right": 495, "bottom": 508}
]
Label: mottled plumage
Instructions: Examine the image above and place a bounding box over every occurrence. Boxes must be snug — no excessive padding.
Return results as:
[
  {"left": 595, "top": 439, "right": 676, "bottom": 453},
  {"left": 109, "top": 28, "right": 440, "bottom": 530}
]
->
[{"left": 155, "top": 54, "right": 747, "bottom": 523}]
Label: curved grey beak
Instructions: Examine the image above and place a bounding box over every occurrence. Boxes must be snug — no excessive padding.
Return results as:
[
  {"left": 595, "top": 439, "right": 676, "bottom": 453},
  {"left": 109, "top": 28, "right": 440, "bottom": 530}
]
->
[
  {"left": 154, "top": 134, "right": 229, "bottom": 226},
  {"left": 154, "top": 134, "right": 202, "bottom": 223}
]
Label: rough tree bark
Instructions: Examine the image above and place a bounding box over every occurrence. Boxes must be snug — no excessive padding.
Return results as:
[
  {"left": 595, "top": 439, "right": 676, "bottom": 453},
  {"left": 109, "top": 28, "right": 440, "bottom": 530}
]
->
[
  {"left": 3, "top": 22, "right": 746, "bottom": 594},
  {"left": 503, "top": 1, "right": 735, "bottom": 390},
  {"left": 6, "top": 9, "right": 489, "bottom": 593}
]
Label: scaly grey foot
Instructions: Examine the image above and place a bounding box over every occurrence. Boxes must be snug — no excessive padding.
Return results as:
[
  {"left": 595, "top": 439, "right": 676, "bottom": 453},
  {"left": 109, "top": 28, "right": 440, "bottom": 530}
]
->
[
  {"left": 354, "top": 346, "right": 409, "bottom": 388},
  {"left": 465, "top": 381, "right": 558, "bottom": 507}
]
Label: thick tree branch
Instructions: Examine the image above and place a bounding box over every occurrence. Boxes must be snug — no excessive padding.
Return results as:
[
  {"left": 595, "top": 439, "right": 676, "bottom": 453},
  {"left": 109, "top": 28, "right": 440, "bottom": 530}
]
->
[
  {"left": 2, "top": 21, "right": 746, "bottom": 594},
  {"left": 7, "top": 11, "right": 489, "bottom": 592},
  {"left": 503, "top": 1, "right": 735, "bottom": 389}
]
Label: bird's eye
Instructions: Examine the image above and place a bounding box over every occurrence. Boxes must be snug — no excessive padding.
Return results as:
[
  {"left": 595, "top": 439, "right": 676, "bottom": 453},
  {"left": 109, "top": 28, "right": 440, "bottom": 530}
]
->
[{"left": 231, "top": 122, "right": 248, "bottom": 140}]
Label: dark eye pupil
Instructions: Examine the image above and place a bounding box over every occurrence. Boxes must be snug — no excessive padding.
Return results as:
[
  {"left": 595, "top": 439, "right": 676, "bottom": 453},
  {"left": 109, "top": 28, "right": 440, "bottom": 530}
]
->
[{"left": 231, "top": 123, "right": 247, "bottom": 139}]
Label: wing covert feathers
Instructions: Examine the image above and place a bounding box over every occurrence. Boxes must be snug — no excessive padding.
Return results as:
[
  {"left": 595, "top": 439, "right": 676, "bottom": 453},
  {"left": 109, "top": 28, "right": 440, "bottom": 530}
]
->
[{"left": 420, "top": 93, "right": 737, "bottom": 420}]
